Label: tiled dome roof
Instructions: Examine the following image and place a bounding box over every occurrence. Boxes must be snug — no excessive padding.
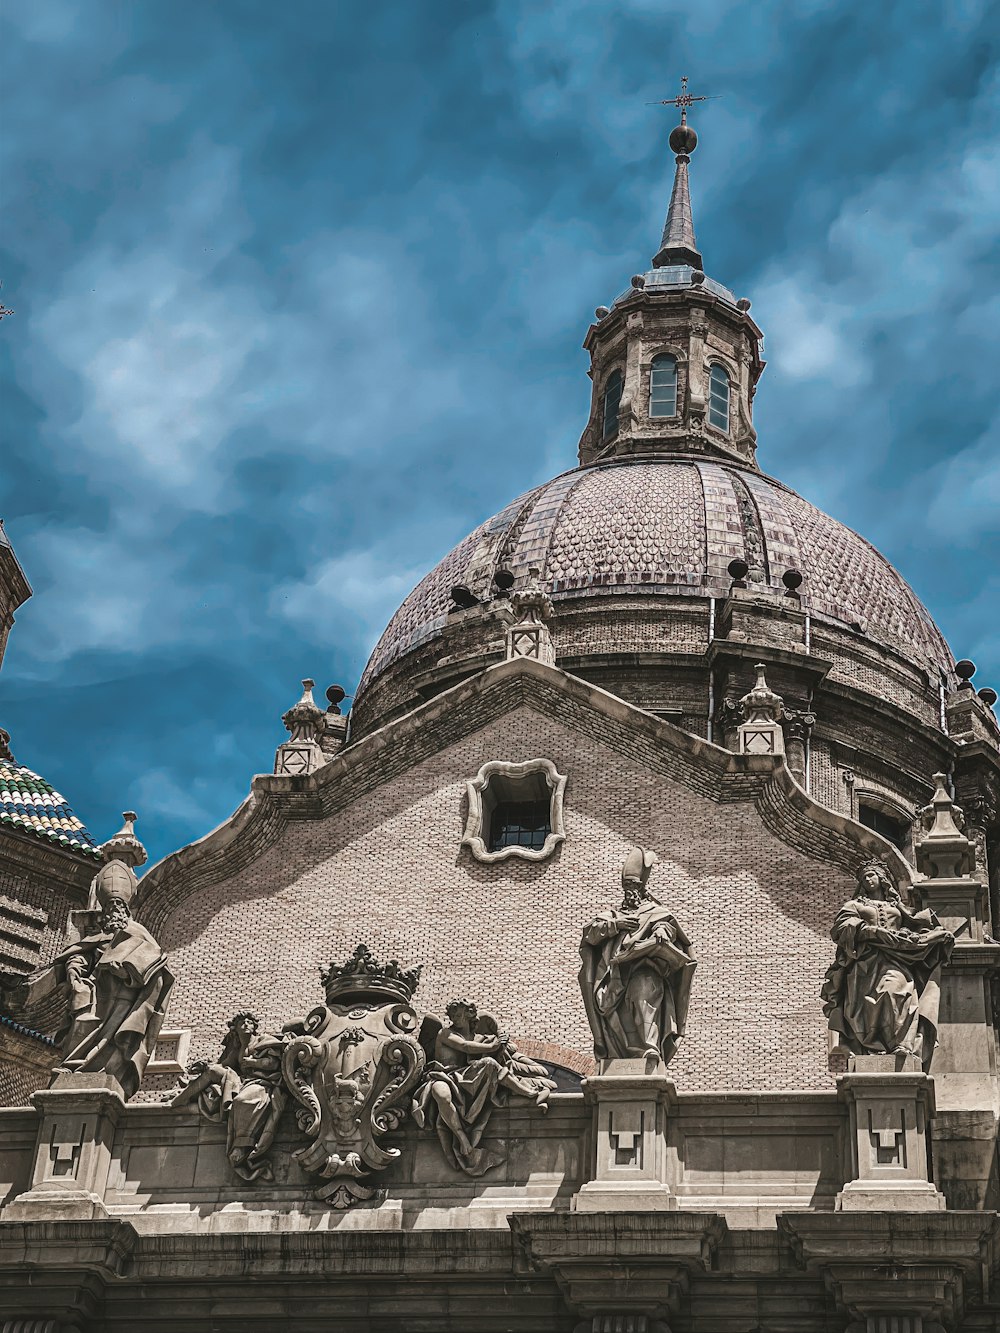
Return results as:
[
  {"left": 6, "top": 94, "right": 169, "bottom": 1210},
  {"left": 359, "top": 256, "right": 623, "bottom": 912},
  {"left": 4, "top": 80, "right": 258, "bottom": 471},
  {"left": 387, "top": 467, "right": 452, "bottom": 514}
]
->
[
  {"left": 0, "top": 757, "right": 100, "bottom": 857},
  {"left": 357, "top": 457, "right": 952, "bottom": 699}
]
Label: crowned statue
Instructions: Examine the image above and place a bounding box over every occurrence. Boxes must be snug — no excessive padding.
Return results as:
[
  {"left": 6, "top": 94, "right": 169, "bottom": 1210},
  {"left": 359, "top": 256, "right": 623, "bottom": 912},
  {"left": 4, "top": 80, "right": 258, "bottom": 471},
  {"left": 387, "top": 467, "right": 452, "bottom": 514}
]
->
[
  {"left": 578, "top": 847, "right": 697, "bottom": 1070},
  {"left": 0, "top": 813, "right": 173, "bottom": 1100},
  {"left": 821, "top": 858, "right": 954, "bottom": 1070}
]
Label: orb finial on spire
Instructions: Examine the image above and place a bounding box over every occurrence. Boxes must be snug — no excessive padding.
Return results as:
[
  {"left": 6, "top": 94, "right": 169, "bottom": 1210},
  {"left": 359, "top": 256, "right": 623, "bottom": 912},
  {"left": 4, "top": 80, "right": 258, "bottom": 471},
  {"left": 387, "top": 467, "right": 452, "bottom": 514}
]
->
[{"left": 649, "top": 75, "right": 712, "bottom": 269}]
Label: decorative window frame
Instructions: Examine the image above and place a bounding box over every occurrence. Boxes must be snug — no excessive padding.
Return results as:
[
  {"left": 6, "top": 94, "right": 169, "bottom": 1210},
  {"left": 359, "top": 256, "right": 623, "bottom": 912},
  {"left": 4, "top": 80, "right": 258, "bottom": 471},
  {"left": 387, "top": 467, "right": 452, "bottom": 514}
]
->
[
  {"left": 461, "top": 758, "right": 567, "bottom": 864},
  {"left": 601, "top": 367, "right": 625, "bottom": 441},
  {"left": 855, "top": 788, "right": 914, "bottom": 857},
  {"left": 647, "top": 349, "right": 680, "bottom": 420},
  {"left": 146, "top": 1027, "right": 192, "bottom": 1077},
  {"left": 707, "top": 358, "right": 734, "bottom": 435}
]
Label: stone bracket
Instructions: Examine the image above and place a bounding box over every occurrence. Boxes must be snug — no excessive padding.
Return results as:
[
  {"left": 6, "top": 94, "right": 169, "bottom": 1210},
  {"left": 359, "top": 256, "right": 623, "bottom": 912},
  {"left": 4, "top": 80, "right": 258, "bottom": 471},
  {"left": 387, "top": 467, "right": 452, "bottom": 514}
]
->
[
  {"left": 510, "top": 1211, "right": 726, "bottom": 1325},
  {"left": 779, "top": 1211, "right": 998, "bottom": 1327}
]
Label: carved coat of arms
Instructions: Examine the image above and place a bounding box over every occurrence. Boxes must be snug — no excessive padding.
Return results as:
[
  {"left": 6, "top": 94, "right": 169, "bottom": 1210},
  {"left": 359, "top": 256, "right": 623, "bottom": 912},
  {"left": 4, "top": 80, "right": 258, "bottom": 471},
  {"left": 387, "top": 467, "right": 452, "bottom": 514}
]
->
[
  {"left": 282, "top": 946, "right": 425, "bottom": 1206},
  {"left": 172, "top": 943, "right": 554, "bottom": 1206}
]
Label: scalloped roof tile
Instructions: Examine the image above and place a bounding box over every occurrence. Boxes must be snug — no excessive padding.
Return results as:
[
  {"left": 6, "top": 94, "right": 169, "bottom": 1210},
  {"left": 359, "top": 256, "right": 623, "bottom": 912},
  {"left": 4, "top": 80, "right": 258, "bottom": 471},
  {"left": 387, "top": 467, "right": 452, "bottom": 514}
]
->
[
  {"left": 357, "top": 457, "right": 954, "bottom": 700},
  {"left": 0, "top": 758, "right": 100, "bottom": 857}
]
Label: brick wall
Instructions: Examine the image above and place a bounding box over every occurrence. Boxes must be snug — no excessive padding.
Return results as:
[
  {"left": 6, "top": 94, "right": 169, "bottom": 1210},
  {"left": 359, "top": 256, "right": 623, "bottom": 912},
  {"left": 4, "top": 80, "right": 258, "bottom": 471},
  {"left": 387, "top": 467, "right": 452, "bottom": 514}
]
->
[{"left": 155, "top": 704, "right": 855, "bottom": 1097}]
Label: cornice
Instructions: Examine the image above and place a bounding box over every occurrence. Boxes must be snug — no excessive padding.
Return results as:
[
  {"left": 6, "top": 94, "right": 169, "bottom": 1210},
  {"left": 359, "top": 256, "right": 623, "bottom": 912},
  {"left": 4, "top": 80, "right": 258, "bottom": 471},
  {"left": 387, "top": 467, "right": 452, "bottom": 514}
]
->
[
  {"left": 0, "top": 827, "right": 95, "bottom": 896},
  {"left": 140, "top": 657, "right": 911, "bottom": 935}
]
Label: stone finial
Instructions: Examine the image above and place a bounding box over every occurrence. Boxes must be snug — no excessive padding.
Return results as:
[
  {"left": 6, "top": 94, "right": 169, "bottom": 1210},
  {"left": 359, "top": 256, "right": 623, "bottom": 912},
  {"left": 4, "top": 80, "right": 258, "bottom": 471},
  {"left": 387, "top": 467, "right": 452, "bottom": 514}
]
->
[
  {"left": 737, "top": 663, "right": 785, "bottom": 757},
  {"left": 0, "top": 727, "right": 13, "bottom": 763},
  {"left": 274, "top": 678, "right": 326, "bottom": 777},
  {"left": 505, "top": 568, "right": 556, "bottom": 667},
  {"left": 915, "top": 773, "right": 975, "bottom": 881},
  {"left": 99, "top": 810, "right": 147, "bottom": 870}
]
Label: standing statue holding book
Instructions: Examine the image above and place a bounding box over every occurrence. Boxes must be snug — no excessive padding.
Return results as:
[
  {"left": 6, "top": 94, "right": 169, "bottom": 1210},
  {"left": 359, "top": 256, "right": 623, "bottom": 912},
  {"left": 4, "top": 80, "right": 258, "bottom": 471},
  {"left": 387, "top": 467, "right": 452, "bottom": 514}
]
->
[{"left": 579, "top": 847, "right": 697, "bottom": 1070}]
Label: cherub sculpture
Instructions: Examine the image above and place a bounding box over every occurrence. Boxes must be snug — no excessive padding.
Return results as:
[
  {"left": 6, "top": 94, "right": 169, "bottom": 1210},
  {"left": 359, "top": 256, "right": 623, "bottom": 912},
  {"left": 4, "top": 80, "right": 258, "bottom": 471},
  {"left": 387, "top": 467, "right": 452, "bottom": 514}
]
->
[
  {"left": 172, "top": 1011, "right": 289, "bottom": 1181},
  {"left": 412, "top": 999, "right": 556, "bottom": 1176}
]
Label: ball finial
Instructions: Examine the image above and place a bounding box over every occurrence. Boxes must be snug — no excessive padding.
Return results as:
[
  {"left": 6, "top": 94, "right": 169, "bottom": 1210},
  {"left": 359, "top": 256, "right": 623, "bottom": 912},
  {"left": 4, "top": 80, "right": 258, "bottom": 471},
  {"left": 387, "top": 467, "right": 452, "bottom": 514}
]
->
[{"left": 669, "top": 122, "right": 698, "bottom": 156}]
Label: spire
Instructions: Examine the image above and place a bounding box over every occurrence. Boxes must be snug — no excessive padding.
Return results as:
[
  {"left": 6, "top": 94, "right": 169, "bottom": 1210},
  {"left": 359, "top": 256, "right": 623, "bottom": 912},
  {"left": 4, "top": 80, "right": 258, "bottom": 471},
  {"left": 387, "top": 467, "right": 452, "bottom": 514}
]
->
[{"left": 651, "top": 77, "right": 705, "bottom": 270}]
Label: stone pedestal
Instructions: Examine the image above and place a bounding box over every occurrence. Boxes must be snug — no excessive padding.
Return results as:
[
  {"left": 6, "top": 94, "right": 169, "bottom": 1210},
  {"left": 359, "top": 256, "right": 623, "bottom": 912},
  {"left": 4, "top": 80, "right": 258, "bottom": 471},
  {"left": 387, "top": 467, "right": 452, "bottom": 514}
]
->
[
  {"left": 836, "top": 1055, "right": 944, "bottom": 1212},
  {"left": 572, "top": 1061, "right": 675, "bottom": 1212},
  {"left": 4, "top": 1073, "right": 124, "bottom": 1221}
]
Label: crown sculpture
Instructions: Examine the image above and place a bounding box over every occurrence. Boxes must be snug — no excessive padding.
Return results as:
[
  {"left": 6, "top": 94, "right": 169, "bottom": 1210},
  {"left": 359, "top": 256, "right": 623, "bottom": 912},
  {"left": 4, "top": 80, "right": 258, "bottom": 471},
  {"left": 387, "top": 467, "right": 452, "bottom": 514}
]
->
[
  {"left": 172, "top": 938, "right": 555, "bottom": 1203},
  {"left": 321, "top": 943, "right": 422, "bottom": 1006}
]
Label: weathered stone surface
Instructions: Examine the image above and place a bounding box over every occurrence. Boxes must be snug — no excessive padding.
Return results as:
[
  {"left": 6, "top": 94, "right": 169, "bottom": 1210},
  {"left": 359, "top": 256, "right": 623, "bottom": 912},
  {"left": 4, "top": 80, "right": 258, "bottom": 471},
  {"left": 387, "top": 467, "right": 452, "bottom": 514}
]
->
[{"left": 579, "top": 849, "right": 696, "bottom": 1070}]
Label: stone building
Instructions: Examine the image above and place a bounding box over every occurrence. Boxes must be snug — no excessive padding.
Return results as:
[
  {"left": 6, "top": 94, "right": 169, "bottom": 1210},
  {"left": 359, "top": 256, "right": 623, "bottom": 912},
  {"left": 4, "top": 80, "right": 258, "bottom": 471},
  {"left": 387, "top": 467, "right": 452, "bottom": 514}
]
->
[{"left": 1, "top": 99, "right": 999, "bottom": 1332}]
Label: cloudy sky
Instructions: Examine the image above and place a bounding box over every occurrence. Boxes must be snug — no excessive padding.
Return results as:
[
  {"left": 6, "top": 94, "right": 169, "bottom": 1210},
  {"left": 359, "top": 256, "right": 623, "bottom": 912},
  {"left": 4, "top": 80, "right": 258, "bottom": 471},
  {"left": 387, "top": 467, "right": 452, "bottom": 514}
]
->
[{"left": 1, "top": 1, "right": 997, "bottom": 866}]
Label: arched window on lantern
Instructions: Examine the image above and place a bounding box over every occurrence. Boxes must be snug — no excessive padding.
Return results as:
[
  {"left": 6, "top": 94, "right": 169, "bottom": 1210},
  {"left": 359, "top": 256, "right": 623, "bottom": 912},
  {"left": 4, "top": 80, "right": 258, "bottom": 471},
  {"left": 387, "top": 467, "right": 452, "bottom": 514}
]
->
[
  {"left": 602, "top": 369, "right": 623, "bottom": 440},
  {"left": 649, "top": 354, "right": 678, "bottom": 419},
  {"left": 708, "top": 363, "right": 731, "bottom": 432}
]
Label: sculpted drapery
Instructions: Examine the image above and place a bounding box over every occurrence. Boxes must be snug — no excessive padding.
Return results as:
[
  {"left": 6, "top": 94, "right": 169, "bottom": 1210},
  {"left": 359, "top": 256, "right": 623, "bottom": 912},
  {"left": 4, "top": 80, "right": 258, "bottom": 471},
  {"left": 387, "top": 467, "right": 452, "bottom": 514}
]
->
[
  {"left": 412, "top": 1000, "right": 556, "bottom": 1176},
  {"left": 821, "top": 860, "right": 954, "bottom": 1070},
  {"left": 172, "top": 1012, "right": 289, "bottom": 1181},
  {"left": 579, "top": 847, "right": 697, "bottom": 1068},
  {"left": 2, "top": 827, "right": 173, "bottom": 1101}
]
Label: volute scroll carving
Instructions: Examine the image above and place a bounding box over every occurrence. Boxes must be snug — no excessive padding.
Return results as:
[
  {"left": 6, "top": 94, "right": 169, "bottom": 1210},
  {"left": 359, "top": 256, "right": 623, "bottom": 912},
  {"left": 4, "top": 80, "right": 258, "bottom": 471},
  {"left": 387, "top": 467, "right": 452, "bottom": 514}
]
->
[{"left": 171, "top": 942, "right": 555, "bottom": 1202}]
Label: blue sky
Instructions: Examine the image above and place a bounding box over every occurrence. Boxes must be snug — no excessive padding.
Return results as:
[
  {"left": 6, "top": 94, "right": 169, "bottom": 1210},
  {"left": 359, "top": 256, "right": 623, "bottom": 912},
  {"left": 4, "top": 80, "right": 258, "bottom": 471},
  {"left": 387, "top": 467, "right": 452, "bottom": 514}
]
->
[{"left": 1, "top": 1, "right": 997, "bottom": 867}]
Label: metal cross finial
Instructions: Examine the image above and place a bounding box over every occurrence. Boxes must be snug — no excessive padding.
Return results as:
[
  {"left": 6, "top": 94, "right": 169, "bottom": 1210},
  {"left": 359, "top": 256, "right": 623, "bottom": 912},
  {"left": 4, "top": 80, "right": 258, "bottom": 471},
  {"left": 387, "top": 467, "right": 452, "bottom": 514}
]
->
[{"left": 646, "top": 75, "right": 716, "bottom": 124}]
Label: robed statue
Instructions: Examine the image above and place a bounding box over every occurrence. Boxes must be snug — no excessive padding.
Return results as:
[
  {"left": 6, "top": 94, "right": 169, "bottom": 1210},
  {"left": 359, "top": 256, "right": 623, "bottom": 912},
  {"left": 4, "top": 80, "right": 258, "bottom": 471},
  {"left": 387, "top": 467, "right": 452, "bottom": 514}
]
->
[
  {"left": 821, "top": 859, "right": 954, "bottom": 1070},
  {"left": 171, "top": 1012, "right": 289, "bottom": 1181},
  {"left": 1, "top": 814, "right": 173, "bottom": 1099},
  {"left": 579, "top": 847, "right": 697, "bottom": 1069}
]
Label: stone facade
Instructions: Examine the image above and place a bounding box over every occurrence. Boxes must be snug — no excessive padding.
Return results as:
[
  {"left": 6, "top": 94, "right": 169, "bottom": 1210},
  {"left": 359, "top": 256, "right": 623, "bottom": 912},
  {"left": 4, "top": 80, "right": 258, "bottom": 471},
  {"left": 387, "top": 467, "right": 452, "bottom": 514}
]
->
[{"left": 1, "top": 103, "right": 1000, "bottom": 1332}]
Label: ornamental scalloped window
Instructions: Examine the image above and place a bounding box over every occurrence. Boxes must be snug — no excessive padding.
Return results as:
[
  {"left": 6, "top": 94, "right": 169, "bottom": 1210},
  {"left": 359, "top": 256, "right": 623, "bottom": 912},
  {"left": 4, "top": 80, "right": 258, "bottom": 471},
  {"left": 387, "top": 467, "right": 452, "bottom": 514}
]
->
[
  {"left": 708, "top": 362, "right": 730, "bottom": 432},
  {"left": 602, "top": 369, "right": 623, "bottom": 440},
  {"left": 649, "top": 353, "right": 678, "bottom": 418},
  {"left": 461, "top": 758, "right": 567, "bottom": 864}
]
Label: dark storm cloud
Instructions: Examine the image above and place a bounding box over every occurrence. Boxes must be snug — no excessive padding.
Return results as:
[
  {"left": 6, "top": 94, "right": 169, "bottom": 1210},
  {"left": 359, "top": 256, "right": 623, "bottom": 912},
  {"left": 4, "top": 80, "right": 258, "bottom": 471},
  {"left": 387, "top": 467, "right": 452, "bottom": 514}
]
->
[{"left": 1, "top": 0, "right": 997, "bottom": 863}]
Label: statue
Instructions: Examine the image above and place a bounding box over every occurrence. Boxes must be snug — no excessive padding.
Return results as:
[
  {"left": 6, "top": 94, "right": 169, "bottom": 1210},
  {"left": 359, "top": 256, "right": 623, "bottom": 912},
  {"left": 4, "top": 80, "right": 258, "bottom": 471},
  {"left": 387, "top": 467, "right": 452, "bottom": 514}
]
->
[
  {"left": 170, "top": 945, "right": 556, "bottom": 1197},
  {"left": 171, "top": 1012, "right": 290, "bottom": 1182},
  {"left": 173, "top": 945, "right": 426, "bottom": 1206},
  {"left": 412, "top": 998, "right": 556, "bottom": 1176},
  {"left": 821, "top": 859, "right": 954, "bottom": 1070},
  {"left": 1, "top": 814, "right": 173, "bottom": 1099},
  {"left": 578, "top": 847, "right": 697, "bottom": 1069}
]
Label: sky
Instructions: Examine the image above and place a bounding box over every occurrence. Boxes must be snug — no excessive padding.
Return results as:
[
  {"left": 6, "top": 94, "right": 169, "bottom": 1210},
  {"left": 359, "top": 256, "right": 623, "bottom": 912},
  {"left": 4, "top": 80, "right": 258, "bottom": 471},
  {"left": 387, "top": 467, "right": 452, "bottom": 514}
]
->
[{"left": 1, "top": 0, "right": 998, "bottom": 868}]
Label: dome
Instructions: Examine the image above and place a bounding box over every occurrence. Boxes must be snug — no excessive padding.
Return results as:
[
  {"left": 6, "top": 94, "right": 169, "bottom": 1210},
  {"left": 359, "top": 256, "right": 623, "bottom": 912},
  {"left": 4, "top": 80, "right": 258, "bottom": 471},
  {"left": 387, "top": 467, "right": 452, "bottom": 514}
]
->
[
  {"left": 0, "top": 756, "right": 100, "bottom": 857},
  {"left": 356, "top": 456, "right": 952, "bottom": 712}
]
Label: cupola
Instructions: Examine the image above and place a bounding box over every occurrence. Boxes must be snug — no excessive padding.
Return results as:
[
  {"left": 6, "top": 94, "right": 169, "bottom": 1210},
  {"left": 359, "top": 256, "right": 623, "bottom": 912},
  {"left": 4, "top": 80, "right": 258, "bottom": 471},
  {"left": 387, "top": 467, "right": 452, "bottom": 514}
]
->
[{"left": 578, "top": 81, "right": 764, "bottom": 469}]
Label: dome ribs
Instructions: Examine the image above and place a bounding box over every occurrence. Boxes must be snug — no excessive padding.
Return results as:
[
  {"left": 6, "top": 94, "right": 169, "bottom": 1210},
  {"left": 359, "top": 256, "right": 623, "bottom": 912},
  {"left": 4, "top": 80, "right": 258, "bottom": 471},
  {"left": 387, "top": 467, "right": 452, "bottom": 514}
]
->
[
  {"left": 353, "top": 457, "right": 955, "bottom": 730},
  {"left": 507, "top": 470, "right": 584, "bottom": 586},
  {"left": 741, "top": 470, "right": 803, "bottom": 591},
  {"left": 698, "top": 462, "right": 747, "bottom": 591}
]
